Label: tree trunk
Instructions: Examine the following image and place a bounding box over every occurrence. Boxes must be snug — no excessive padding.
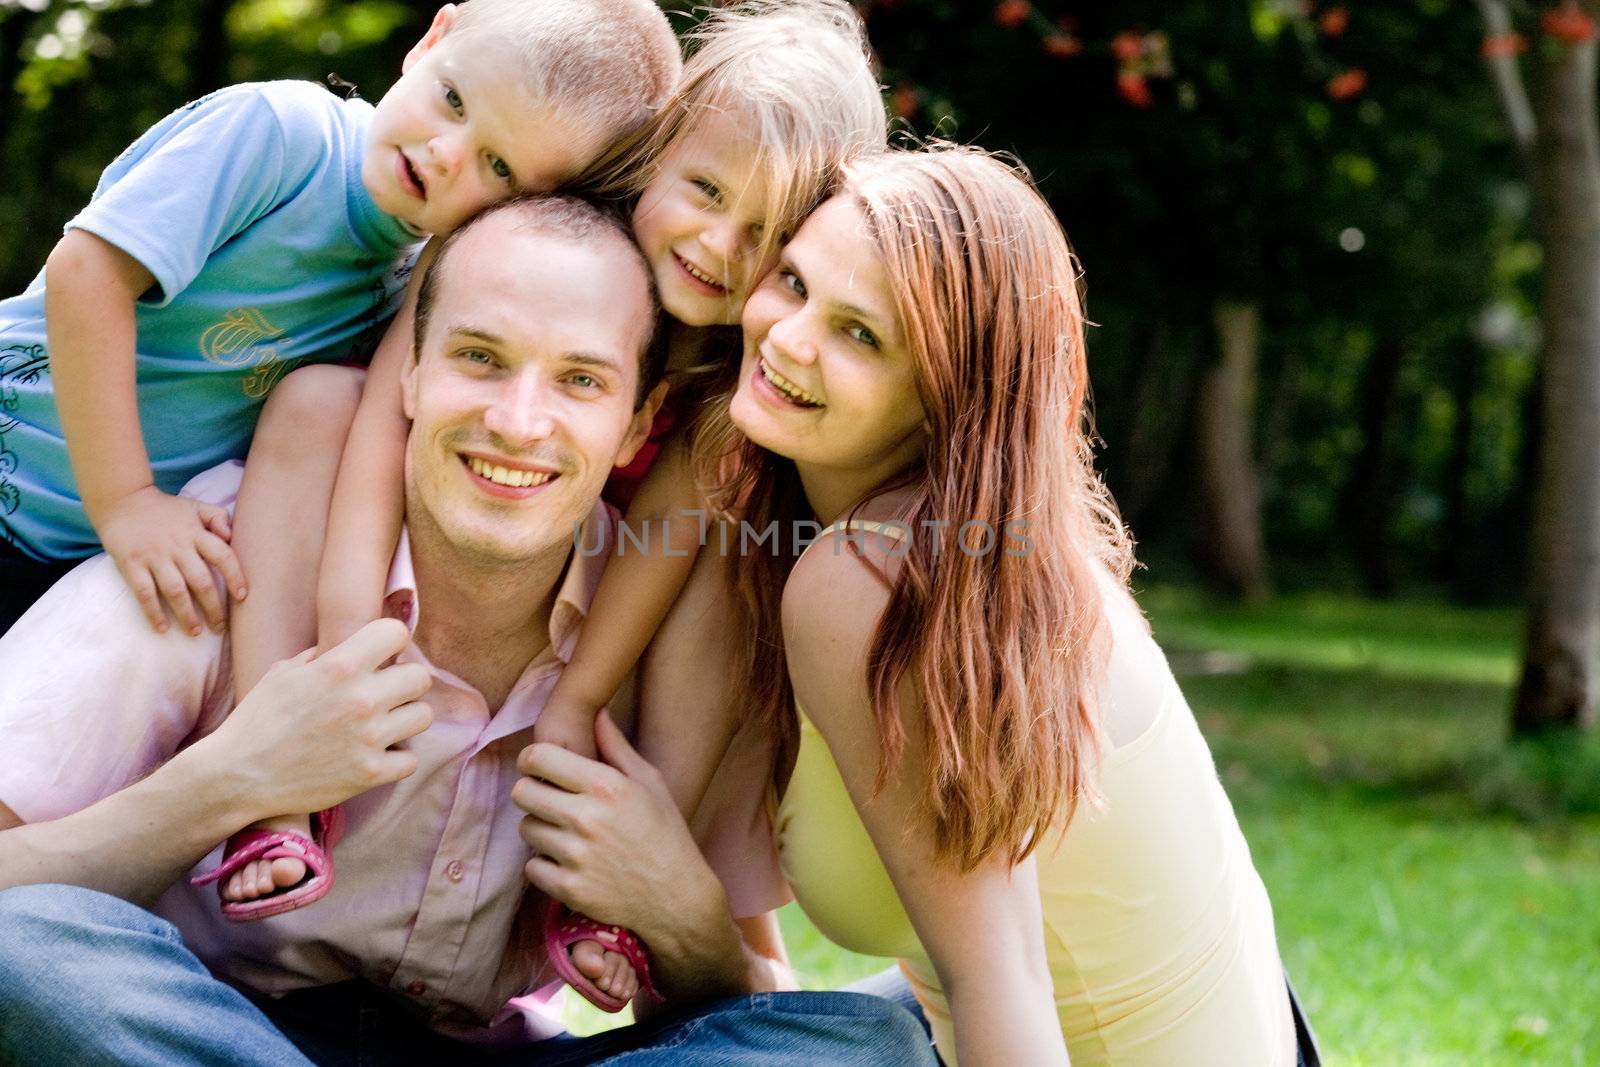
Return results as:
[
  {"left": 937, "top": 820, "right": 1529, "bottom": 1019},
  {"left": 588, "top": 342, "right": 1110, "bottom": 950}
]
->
[
  {"left": 1194, "top": 300, "right": 1269, "bottom": 601},
  {"left": 1514, "top": 35, "right": 1600, "bottom": 734},
  {"left": 1440, "top": 337, "right": 1481, "bottom": 596},
  {"left": 1339, "top": 341, "right": 1406, "bottom": 597},
  {"left": 185, "top": 0, "right": 234, "bottom": 100},
  {"left": 1119, "top": 317, "right": 1192, "bottom": 529}
]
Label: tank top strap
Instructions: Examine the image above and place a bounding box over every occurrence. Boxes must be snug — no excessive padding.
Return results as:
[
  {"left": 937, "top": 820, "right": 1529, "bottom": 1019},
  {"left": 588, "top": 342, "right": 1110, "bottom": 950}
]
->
[{"left": 798, "top": 518, "right": 910, "bottom": 567}]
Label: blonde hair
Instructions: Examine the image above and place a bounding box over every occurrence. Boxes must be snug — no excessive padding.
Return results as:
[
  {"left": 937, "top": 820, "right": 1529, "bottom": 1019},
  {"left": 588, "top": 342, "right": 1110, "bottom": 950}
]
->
[
  {"left": 448, "top": 0, "right": 681, "bottom": 146},
  {"left": 704, "top": 146, "right": 1136, "bottom": 870},
  {"left": 580, "top": 0, "right": 886, "bottom": 268}
]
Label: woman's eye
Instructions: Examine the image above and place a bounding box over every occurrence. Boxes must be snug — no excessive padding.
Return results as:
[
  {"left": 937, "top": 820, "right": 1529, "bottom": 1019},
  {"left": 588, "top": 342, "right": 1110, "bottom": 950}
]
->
[
  {"left": 781, "top": 270, "right": 806, "bottom": 298},
  {"left": 491, "top": 156, "right": 512, "bottom": 183},
  {"left": 444, "top": 86, "right": 464, "bottom": 114},
  {"left": 847, "top": 324, "right": 879, "bottom": 349}
]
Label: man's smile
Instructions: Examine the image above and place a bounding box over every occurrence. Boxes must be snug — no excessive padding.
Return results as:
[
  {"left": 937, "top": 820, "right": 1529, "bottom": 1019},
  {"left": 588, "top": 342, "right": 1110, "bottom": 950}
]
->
[{"left": 461, "top": 452, "right": 561, "bottom": 494}]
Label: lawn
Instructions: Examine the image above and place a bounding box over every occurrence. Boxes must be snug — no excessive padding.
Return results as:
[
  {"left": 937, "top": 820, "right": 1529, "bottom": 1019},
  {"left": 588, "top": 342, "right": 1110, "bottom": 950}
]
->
[{"left": 575, "top": 587, "right": 1600, "bottom": 1065}]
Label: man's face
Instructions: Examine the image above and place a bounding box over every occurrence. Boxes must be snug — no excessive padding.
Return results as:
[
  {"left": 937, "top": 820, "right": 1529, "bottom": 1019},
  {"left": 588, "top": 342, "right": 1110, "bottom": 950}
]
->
[
  {"left": 402, "top": 218, "right": 657, "bottom": 568},
  {"left": 363, "top": 7, "right": 610, "bottom": 236}
]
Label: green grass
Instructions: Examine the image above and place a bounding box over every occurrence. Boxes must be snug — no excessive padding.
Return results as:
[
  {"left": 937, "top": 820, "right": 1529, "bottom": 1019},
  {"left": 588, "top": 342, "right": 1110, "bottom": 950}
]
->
[
  {"left": 571, "top": 587, "right": 1600, "bottom": 1064},
  {"left": 1139, "top": 587, "right": 1600, "bottom": 1066}
]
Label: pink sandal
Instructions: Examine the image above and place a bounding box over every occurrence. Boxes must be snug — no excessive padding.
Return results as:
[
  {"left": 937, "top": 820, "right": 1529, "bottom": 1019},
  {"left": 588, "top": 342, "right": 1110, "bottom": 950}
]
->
[
  {"left": 191, "top": 807, "right": 345, "bottom": 921},
  {"left": 542, "top": 897, "right": 660, "bottom": 1012}
]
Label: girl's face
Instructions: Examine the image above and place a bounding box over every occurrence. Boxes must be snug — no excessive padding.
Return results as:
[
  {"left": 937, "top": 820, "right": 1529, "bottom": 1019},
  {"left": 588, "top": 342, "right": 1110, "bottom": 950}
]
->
[
  {"left": 730, "top": 196, "right": 928, "bottom": 491},
  {"left": 631, "top": 109, "right": 776, "bottom": 328}
]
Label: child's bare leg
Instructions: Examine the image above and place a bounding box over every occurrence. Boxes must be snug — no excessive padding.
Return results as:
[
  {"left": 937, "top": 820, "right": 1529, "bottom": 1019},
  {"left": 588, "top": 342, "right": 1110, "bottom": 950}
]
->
[
  {"left": 225, "top": 364, "right": 365, "bottom": 901},
  {"left": 636, "top": 527, "right": 747, "bottom": 819},
  {"left": 564, "top": 534, "right": 747, "bottom": 1000}
]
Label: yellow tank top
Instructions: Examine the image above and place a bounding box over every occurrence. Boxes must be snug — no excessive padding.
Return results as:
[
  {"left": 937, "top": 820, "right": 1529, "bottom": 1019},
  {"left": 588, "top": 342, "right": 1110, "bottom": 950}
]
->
[{"left": 773, "top": 521, "right": 1296, "bottom": 1066}]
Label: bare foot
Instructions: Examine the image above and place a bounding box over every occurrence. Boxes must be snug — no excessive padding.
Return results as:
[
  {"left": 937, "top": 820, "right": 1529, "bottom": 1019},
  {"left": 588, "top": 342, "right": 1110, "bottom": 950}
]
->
[
  {"left": 571, "top": 938, "right": 640, "bottom": 1004},
  {"left": 221, "top": 813, "right": 312, "bottom": 902}
]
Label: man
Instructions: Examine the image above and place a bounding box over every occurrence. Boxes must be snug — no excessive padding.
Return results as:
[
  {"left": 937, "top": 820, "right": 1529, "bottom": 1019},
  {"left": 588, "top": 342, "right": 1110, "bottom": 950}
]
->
[{"left": 0, "top": 197, "right": 934, "bottom": 1066}]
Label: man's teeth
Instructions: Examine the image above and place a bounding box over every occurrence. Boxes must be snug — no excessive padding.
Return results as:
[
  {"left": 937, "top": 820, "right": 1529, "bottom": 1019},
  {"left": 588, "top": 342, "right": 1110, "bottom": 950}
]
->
[
  {"left": 467, "top": 456, "right": 555, "bottom": 488},
  {"left": 681, "top": 258, "right": 725, "bottom": 290},
  {"left": 761, "top": 362, "right": 823, "bottom": 407}
]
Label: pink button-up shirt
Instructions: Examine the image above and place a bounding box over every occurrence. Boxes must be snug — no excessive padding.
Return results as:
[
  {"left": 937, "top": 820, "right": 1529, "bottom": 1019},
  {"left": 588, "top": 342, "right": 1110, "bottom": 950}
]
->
[{"left": 0, "top": 462, "right": 784, "bottom": 1044}]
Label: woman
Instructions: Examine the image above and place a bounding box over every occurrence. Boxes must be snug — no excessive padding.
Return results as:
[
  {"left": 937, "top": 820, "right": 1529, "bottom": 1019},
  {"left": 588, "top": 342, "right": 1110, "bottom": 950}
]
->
[{"left": 699, "top": 146, "right": 1301, "bottom": 1066}]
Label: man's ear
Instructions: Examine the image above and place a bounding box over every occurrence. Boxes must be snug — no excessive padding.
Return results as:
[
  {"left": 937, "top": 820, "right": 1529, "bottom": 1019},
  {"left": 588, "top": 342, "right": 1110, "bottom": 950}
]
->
[
  {"left": 614, "top": 380, "right": 670, "bottom": 470},
  {"left": 401, "top": 352, "right": 420, "bottom": 420},
  {"left": 402, "top": 5, "right": 458, "bottom": 73}
]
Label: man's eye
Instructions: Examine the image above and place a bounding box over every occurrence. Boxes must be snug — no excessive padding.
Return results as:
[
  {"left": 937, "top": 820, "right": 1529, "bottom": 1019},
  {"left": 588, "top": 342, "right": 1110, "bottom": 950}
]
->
[
  {"left": 568, "top": 373, "right": 600, "bottom": 389},
  {"left": 444, "top": 86, "right": 464, "bottom": 114},
  {"left": 491, "top": 156, "right": 512, "bottom": 183},
  {"left": 460, "top": 348, "right": 493, "bottom": 365}
]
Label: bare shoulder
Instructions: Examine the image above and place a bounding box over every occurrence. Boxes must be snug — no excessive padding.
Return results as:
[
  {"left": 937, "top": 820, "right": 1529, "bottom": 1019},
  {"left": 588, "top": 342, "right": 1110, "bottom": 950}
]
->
[{"left": 782, "top": 525, "right": 903, "bottom": 656}]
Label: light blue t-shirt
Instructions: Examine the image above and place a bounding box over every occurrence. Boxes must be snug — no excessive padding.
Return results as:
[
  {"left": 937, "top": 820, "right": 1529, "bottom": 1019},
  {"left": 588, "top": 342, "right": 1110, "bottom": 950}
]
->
[{"left": 0, "top": 80, "right": 420, "bottom": 559}]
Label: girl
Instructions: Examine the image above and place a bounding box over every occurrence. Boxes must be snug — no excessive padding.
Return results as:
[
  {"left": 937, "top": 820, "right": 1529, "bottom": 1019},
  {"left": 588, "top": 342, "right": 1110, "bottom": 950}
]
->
[
  {"left": 211, "top": 0, "right": 886, "bottom": 1015},
  {"left": 710, "top": 146, "right": 1301, "bottom": 1065}
]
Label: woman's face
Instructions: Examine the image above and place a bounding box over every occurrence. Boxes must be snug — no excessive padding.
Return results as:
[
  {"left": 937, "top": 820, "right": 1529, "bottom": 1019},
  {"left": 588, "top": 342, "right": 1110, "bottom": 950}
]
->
[{"left": 730, "top": 196, "right": 928, "bottom": 487}]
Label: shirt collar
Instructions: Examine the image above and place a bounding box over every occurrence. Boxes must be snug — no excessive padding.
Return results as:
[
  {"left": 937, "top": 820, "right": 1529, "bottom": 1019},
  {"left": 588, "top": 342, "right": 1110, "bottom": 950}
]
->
[{"left": 381, "top": 499, "right": 616, "bottom": 665}]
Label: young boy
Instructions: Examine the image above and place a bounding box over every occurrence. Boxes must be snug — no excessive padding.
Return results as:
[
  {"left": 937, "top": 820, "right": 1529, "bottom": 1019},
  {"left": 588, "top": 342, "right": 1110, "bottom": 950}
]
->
[{"left": 0, "top": 0, "right": 679, "bottom": 636}]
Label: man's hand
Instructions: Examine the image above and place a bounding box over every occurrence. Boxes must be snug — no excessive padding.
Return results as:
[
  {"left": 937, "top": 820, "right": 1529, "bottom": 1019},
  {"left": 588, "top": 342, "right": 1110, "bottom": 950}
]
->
[
  {"left": 514, "top": 712, "right": 747, "bottom": 1002},
  {"left": 0, "top": 619, "right": 434, "bottom": 902},
  {"left": 96, "top": 485, "right": 247, "bottom": 635},
  {"left": 201, "top": 618, "right": 434, "bottom": 819}
]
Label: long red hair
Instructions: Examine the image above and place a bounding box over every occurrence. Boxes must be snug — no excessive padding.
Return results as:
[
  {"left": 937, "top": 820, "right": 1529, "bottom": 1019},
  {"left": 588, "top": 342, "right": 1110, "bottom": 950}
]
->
[{"left": 698, "top": 146, "right": 1134, "bottom": 869}]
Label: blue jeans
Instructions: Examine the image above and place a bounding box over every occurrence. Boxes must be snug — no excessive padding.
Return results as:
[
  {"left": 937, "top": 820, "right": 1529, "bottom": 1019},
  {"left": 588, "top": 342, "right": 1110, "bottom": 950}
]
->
[{"left": 0, "top": 885, "right": 936, "bottom": 1067}]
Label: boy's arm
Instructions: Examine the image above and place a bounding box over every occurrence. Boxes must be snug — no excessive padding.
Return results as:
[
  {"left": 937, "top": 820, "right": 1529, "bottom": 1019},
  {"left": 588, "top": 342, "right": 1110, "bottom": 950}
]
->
[
  {"left": 45, "top": 230, "right": 246, "bottom": 636},
  {"left": 538, "top": 440, "right": 703, "bottom": 760},
  {"left": 315, "top": 245, "right": 434, "bottom": 649}
]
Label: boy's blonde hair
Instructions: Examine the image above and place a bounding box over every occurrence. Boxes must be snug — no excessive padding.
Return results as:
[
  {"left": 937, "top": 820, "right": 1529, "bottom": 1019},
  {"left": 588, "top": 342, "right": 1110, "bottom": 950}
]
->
[
  {"left": 582, "top": 0, "right": 887, "bottom": 266},
  {"left": 448, "top": 0, "right": 682, "bottom": 147}
]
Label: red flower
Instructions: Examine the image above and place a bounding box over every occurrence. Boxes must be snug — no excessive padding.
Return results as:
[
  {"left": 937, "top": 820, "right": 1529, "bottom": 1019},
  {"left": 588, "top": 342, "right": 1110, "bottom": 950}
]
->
[
  {"left": 1043, "top": 33, "right": 1082, "bottom": 58},
  {"left": 1117, "top": 71, "right": 1153, "bottom": 108},
  {"left": 1111, "top": 31, "right": 1144, "bottom": 64},
  {"left": 1542, "top": 4, "right": 1598, "bottom": 43},
  {"left": 1318, "top": 6, "right": 1350, "bottom": 37},
  {"left": 994, "top": 0, "right": 1030, "bottom": 29},
  {"left": 1480, "top": 32, "right": 1529, "bottom": 57},
  {"left": 891, "top": 84, "right": 919, "bottom": 120},
  {"left": 1326, "top": 68, "right": 1367, "bottom": 101}
]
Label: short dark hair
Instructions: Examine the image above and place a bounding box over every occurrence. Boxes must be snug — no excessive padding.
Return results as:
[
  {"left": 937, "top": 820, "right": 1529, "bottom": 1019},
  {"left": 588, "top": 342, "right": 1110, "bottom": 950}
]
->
[{"left": 412, "top": 194, "right": 667, "bottom": 408}]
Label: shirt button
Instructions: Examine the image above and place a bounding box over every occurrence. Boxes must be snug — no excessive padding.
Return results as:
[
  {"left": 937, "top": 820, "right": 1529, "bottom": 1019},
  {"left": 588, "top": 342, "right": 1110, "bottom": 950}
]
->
[
  {"left": 406, "top": 980, "right": 428, "bottom": 997},
  {"left": 445, "top": 860, "right": 465, "bottom": 882}
]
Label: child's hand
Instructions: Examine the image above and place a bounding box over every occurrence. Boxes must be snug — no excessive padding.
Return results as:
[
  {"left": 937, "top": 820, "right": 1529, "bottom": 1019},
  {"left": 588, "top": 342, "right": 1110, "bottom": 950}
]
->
[
  {"left": 531, "top": 701, "right": 600, "bottom": 761},
  {"left": 97, "top": 485, "right": 248, "bottom": 635}
]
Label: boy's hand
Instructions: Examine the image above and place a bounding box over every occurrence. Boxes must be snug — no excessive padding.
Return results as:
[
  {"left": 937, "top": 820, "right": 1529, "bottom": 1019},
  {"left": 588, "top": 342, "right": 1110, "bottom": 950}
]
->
[{"left": 97, "top": 485, "right": 248, "bottom": 635}]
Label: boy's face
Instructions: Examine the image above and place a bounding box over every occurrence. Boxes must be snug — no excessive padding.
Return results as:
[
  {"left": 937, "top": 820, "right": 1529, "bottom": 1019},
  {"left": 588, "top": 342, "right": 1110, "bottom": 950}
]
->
[
  {"left": 631, "top": 109, "right": 777, "bottom": 328},
  {"left": 364, "top": 6, "right": 610, "bottom": 236}
]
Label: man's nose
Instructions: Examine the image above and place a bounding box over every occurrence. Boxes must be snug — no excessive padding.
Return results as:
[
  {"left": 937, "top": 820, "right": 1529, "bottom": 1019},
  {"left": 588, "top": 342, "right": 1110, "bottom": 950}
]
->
[{"left": 483, "top": 374, "right": 557, "bottom": 447}]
